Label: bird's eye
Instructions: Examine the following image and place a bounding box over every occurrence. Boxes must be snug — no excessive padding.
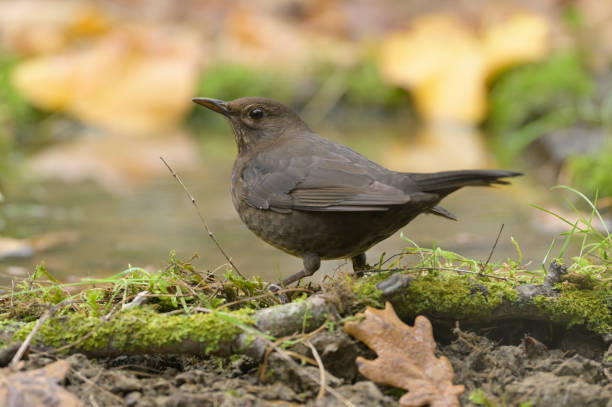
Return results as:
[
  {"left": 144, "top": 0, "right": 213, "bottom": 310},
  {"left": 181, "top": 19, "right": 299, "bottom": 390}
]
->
[{"left": 249, "top": 108, "right": 263, "bottom": 120}]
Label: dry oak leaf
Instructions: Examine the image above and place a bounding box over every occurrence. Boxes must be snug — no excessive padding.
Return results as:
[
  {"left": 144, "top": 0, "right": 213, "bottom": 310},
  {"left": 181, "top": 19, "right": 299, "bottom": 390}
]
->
[
  {"left": 0, "top": 360, "right": 82, "bottom": 407},
  {"left": 345, "top": 302, "right": 464, "bottom": 407}
]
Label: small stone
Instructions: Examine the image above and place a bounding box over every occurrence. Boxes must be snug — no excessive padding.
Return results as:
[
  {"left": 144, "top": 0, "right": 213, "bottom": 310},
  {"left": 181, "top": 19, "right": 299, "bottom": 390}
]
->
[
  {"left": 553, "top": 354, "right": 602, "bottom": 384},
  {"left": 506, "top": 372, "right": 612, "bottom": 406},
  {"left": 377, "top": 273, "right": 413, "bottom": 297},
  {"left": 125, "top": 391, "right": 141, "bottom": 406},
  {"left": 163, "top": 367, "right": 180, "bottom": 379},
  {"left": 314, "top": 381, "right": 396, "bottom": 407},
  {"left": 109, "top": 373, "right": 141, "bottom": 394}
]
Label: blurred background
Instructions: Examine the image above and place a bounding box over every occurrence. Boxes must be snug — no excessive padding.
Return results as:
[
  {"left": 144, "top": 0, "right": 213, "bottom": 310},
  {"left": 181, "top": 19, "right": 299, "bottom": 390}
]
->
[{"left": 0, "top": 0, "right": 610, "bottom": 283}]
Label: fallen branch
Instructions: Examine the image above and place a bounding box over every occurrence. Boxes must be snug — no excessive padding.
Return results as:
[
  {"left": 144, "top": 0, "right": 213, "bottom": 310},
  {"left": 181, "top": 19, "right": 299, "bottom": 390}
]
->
[
  {"left": 9, "top": 299, "right": 79, "bottom": 367},
  {"left": 1, "top": 266, "right": 609, "bottom": 360}
]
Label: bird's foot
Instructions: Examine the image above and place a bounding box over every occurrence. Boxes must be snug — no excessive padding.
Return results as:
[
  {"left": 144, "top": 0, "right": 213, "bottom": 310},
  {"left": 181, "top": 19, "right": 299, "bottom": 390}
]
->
[
  {"left": 351, "top": 253, "right": 372, "bottom": 277},
  {"left": 267, "top": 283, "right": 289, "bottom": 304}
]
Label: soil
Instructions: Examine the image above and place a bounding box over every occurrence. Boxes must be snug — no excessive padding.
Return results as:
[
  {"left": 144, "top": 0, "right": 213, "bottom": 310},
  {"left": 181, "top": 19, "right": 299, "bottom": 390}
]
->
[{"left": 14, "top": 322, "right": 612, "bottom": 407}]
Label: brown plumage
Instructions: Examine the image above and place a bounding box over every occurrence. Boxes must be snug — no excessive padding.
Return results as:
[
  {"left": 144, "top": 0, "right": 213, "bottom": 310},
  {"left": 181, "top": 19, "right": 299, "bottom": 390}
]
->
[{"left": 193, "top": 96, "right": 521, "bottom": 285}]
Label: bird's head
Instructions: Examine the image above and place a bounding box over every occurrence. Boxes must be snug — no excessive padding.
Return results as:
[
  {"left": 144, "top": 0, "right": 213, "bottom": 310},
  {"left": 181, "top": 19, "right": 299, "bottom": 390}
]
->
[{"left": 192, "top": 97, "right": 310, "bottom": 153}]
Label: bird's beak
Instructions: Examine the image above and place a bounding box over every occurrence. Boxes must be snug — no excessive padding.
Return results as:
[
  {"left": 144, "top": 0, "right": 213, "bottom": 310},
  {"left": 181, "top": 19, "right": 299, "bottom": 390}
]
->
[{"left": 192, "top": 97, "right": 230, "bottom": 116}]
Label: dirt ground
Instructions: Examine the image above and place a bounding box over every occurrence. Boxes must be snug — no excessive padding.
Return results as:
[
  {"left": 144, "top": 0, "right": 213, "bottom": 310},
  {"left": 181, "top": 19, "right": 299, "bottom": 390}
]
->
[{"left": 15, "top": 320, "right": 612, "bottom": 407}]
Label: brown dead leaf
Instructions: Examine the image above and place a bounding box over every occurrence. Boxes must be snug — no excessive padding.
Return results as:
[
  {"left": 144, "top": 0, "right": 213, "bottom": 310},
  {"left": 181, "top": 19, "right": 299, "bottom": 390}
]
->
[
  {"left": 0, "top": 0, "right": 110, "bottom": 55},
  {"left": 0, "top": 360, "right": 82, "bottom": 407},
  {"left": 345, "top": 302, "right": 464, "bottom": 407},
  {"left": 12, "top": 22, "right": 201, "bottom": 134}
]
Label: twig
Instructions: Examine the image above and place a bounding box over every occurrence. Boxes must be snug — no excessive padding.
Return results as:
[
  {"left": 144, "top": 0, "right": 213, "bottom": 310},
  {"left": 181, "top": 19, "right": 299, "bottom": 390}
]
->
[
  {"left": 9, "top": 310, "right": 49, "bottom": 367},
  {"left": 484, "top": 224, "right": 505, "bottom": 267},
  {"left": 305, "top": 340, "right": 326, "bottom": 400},
  {"left": 284, "top": 350, "right": 317, "bottom": 366},
  {"left": 264, "top": 338, "right": 354, "bottom": 407},
  {"left": 89, "top": 394, "right": 101, "bottom": 407},
  {"left": 259, "top": 323, "right": 329, "bottom": 382},
  {"left": 216, "top": 287, "right": 314, "bottom": 309},
  {"left": 377, "top": 266, "right": 511, "bottom": 281},
  {"left": 72, "top": 369, "right": 125, "bottom": 404},
  {"left": 9, "top": 299, "right": 78, "bottom": 367},
  {"left": 160, "top": 156, "right": 244, "bottom": 278},
  {"left": 122, "top": 290, "right": 150, "bottom": 310},
  {"left": 603, "top": 367, "right": 612, "bottom": 383}
]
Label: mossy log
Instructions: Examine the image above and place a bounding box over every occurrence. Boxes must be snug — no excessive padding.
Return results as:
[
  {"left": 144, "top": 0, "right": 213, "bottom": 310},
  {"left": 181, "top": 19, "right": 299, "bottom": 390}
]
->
[
  {"left": 354, "top": 264, "right": 611, "bottom": 335},
  {"left": 2, "top": 268, "right": 610, "bottom": 360},
  {"left": 2, "top": 295, "right": 339, "bottom": 360}
]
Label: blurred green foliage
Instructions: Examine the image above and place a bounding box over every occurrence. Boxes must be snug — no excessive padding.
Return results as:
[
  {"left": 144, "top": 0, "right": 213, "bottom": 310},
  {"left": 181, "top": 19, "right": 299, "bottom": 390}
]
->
[
  {"left": 568, "top": 143, "right": 612, "bottom": 198},
  {"left": 187, "top": 63, "right": 295, "bottom": 130},
  {"left": 487, "top": 52, "right": 595, "bottom": 162},
  {"left": 196, "top": 63, "right": 296, "bottom": 104},
  {"left": 0, "top": 53, "right": 51, "bottom": 162},
  {"left": 0, "top": 54, "right": 36, "bottom": 126},
  {"left": 187, "top": 60, "right": 407, "bottom": 130},
  {"left": 0, "top": 54, "right": 22, "bottom": 181},
  {"left": 487, "top": 51, "right": 612, "bottom": 198},
  {"left": 317, "top": 59, "right": 409, "bottom": 108}
]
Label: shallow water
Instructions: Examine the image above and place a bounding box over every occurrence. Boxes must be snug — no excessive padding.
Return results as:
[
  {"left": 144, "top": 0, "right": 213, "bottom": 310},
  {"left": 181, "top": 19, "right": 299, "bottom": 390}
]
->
[{"left": 0, "top": 124, "right": 569, "bottom": 284}]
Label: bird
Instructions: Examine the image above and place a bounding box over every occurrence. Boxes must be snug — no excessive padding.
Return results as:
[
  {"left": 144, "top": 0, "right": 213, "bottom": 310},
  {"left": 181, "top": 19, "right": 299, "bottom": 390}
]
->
[{"left": 192, "top": 96, "right": 521, "bottom": 286}]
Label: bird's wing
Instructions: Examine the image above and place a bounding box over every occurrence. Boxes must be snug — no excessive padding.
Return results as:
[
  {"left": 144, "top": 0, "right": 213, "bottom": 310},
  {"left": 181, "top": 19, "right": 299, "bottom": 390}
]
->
[{"left": 241, "top": 144, "right": 430, "bottom": 212}]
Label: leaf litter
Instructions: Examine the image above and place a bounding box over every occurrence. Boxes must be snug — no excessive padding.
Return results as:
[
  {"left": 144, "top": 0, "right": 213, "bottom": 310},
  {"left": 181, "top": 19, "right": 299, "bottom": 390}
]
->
[{"left": 345, "top": 301, "right": 464, "bottom": 407}]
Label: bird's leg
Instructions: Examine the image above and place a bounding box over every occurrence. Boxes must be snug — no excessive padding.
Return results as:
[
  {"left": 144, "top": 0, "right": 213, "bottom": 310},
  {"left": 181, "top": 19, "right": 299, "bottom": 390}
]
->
[
  {"left": 282, "top": 253, "right": 321, "bottom": 286},
  {"left": 351, "top": 253, "right": 368, "bottom": 270},
  {"left": 351, "top": 253, "right": 371, "bottom": 277}
]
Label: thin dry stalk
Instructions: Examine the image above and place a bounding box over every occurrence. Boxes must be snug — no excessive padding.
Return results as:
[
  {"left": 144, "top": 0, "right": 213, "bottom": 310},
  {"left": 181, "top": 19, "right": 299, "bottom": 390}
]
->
[
  {"left": 484, "top": 224, "right": 505, "bottom": 267},
  {"left": 283, "top": 350, "right": 317, "bottom": 366},
  {"left": 122, "top": 291, "right": 149, "bottom": 310},
  {"left": 264, "top": 338, "right": 355, "bottom": 407},
  {"left": 259, "top": 323, "right": 328, "bottom": 381},
  {"left": 378, "top": 250, "right": 512, "bottom": 281},
  {"left": 9, "top": 299, "right": 79, "bottom": 367},
  {"left": 305, "top": 340, "right": 326, "bottom": 400},
  {"left": 72, "top": 369, "right": 125, "bottom": 404},
  {"left": 89, "top": 394, "right": 101, "bottom": 407},
  {"left": 603, "top": 367, "right": 612, "bottom": 383},
  {"left": 160, "top": 156, "right": 244, "bottom": 278},
  {"left": 9, "top": 309, "right": 50, "bottom": 367},
  {"left": 216, "top": 287, "right": 314, "bottom": 309},
  {"left": 382, "top": 266, "right": 511, "bottom": 281}
]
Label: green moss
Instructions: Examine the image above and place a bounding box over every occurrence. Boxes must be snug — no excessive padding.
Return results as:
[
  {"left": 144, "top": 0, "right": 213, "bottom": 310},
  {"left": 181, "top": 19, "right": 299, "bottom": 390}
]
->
[
  {"left": 353, "top": 272, "right": 519, "bottom": 321},
  {"left": 353, "top": 269, "right": 611, "bottom": 335},
  {"left": 12, "top": 306, "right": 255, "bottom": 354},
  {"left": 350, "top": 271, "right": 392, "bottom": 307},
  {"left": 0, "top": 319, "right": 25, "bottom": 347},
  {"left": 394, "top": 275, "right": 517, "bottom": 320},
  {"left": 534, "top": 287, "right": 612, "bottom": 334}
]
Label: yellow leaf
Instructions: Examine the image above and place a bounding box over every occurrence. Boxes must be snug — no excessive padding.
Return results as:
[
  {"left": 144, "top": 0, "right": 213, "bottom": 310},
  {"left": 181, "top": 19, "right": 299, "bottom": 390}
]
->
[
  {"left": 378, "top": 13, "right": 550, "bottom": 124},
  {"left": 483, "top": 13, "right": 550, "bottom": 76},
  {"left": 12, "top": 24, "right": 201, "bottom": 134}
]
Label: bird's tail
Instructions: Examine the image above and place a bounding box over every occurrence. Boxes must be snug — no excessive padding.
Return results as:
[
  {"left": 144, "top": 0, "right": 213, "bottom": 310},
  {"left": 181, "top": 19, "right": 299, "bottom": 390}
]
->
[{"left": 410, "top": 170, "right": 522, "bottom": 193}]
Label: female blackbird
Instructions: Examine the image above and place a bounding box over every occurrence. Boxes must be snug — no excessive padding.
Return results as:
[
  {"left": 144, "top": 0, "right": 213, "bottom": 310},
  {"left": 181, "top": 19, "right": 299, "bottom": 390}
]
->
[{"left": 193, "top": 97, "right": 521, "bottom": 285}]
